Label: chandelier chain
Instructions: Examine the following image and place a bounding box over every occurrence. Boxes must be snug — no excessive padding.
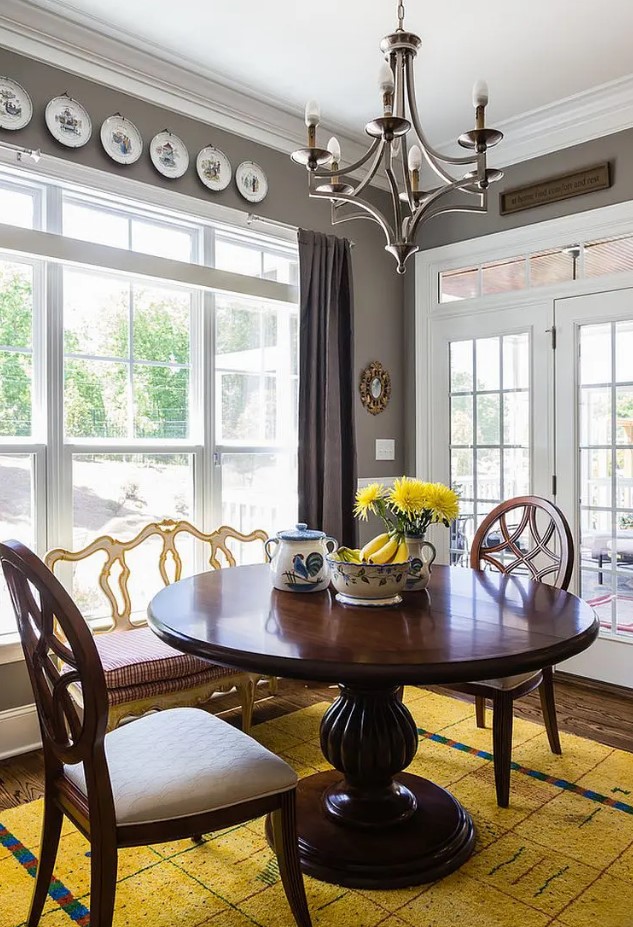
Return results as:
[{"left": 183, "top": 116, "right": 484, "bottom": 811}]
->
[{"left": 397, "top": 0, "right": 405, "bottom": 30}]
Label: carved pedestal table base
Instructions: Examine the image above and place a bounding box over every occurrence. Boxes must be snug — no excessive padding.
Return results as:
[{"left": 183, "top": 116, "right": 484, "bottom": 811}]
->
[
  {"left": 149, "top": 562, "right": 598, "bottom": 891},
  {"left": 266, "top": 684, "right": 475, "bottom": 888}
]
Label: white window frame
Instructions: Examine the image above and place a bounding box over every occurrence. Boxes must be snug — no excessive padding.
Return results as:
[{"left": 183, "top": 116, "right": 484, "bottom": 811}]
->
[{"left": 0, "top": 152, "right": 299, "bottom": 661}]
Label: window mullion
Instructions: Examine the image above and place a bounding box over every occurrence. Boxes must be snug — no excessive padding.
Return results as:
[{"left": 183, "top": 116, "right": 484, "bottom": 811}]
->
[
  {"left": 202, "top": 226, "right": 217, "bottom": 536},
  {"left": 128, "top": 281, "right": 135, "bottom": 439}
]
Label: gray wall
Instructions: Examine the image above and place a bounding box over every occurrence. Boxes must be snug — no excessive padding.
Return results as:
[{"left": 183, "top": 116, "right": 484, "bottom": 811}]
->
[
  {"left": 0, "top": 48, "right": 405, "bottom": 713},
  {"left": 422, "top": 128, "right": 633, "bottom": 249}
]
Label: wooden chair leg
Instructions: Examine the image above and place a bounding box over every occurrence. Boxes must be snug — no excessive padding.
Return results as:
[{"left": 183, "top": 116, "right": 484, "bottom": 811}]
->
[
  {"left": 268, "top": 675, "right": 279, "bottom": 695},
  {"left": 238, "top": 677, "right": 256, "bottom": 733},
  {"left": 27, "top": 795, "right": 63, "bottom": 927},
  {"left": 89, "top": 839, "right": 118, "bottom": 927},
  {"left": 492, "top": 691, "right": 514, "bottom": 808},
  {"left": 539, "top": 666, "right": 562, "bottom": 755},
  {"left": 270, "top": 790, "right": 312, "bottom": 927},
  {"left": 475, "top": 695, "right": 486, "bottom": 728}
]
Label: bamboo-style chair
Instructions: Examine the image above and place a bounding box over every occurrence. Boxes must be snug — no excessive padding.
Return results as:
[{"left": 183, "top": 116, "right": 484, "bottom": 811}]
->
[
  {"left": 451, "top": 496, "right": 574, "bottom": 807},
  {"left": 0, "top": 540, "right": 311, "bottom": 927},
  {"left": 45, "top": 519, "right": 275, "bottom": 732}
]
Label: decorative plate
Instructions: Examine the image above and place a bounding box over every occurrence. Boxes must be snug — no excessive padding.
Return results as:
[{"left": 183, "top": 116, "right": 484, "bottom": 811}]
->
[
  {"left": 235, "top": 161, "right": 268, "bottom": 203},
  {"left": 196, "top": 146, "right": 231, "bottom": 191},
  {"left": 149, "top": 130, "right": 189, "bottom": 179},
  {"left": 45, "top": 95, "right": 92, "bottom": 148},
  {"left": 0, "top": 78, "right": 32, "bottom": 131},
  {"left": 100, "top": 114, "right": 143, "bottom": 165}
]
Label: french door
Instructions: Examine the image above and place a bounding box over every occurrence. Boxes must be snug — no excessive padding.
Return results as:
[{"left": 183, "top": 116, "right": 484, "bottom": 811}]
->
[
  {"left": 430, "top": 301, "right": 553, "bottom": 564},
  {"left": 430, "top": 289, "right": 633, "bottom": 687},
  {"left": 556, "top": 288, "right": 633, "bottom": 686}
]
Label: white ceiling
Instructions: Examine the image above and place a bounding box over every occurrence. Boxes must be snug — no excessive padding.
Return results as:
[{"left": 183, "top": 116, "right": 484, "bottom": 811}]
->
[{"left": 11, "top": 0, "right": 633, "bottom": 150}]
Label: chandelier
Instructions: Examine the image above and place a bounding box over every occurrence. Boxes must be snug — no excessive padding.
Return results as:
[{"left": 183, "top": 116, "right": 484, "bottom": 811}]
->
[{"left": 291, "top": 1, "right": 504, "bottom": 274}]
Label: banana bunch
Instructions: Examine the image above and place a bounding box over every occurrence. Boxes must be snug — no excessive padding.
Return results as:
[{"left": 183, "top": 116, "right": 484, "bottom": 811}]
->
[
  {"left": 361, "top": 533, "right": 408, "bottom": 564},
  {"left": 335, "top": 546, "right": 363, "bottom": 563},
  {"left": 331, "top": 534, "right": 409, "bottom": 565}
]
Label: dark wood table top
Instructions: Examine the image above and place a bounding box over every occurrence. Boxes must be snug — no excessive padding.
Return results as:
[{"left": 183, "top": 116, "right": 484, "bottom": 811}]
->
[{"left": 147, "top": 563, "right": 599, "bottom": 685}]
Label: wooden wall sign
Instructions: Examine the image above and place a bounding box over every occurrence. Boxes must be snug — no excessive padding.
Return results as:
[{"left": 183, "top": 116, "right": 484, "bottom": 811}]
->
[{"left": 501, "top": 163, "right": 611, "bottom": 216}]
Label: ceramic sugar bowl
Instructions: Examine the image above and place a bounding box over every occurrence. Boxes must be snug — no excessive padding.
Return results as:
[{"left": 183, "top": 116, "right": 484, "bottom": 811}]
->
[{"left": 265, "top": 523, "right": 337, "bottom": 592}]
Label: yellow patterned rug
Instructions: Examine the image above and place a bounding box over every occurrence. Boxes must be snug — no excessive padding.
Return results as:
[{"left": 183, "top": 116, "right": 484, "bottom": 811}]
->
[{"left": 2, "top": 688, "right": 633, "bottom": 927}]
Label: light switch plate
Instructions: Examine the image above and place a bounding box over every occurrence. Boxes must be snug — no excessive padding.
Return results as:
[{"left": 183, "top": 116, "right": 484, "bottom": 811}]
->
[{"left": 375, "top": 438, "right": 395, "bottom": 461}]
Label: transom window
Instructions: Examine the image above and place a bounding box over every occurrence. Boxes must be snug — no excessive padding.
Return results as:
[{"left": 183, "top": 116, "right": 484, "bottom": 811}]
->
[{"left": 440, "top": 234, "right": 633, "bottom": 303}]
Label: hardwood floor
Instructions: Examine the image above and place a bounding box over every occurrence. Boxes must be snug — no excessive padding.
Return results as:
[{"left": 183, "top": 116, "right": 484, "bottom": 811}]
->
[{"left": 2, "top": 675, "right": 633, "bottom": 813}]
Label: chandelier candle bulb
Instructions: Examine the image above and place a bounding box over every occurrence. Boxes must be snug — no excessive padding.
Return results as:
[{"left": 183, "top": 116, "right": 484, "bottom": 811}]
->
[
  {"left": 408, "top": 144, "right": 422, "bottom": 192},
  {"left": 327, "top": 136, "right": 341, "bottom": 182},
  {"left": 472, "top": 80, "right": 488, "bottom": 130},
  {"left": 378, "top": 61, "right": 395, "bottom": 115},
  {"left": 305, "top": 99, "right": 320, "bottom": 146}
]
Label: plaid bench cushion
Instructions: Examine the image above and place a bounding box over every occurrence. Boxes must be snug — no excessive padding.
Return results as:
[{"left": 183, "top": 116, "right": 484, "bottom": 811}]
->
[
  {"left": 94, "top": 626, "right": 215, "bottom": 689},
  {"left": 107, "top": 665, "right": 240, "bottom": 706}
]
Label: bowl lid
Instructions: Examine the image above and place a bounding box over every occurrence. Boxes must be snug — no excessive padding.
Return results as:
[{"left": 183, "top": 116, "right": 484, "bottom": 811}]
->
[{"left": 277, "top": 522, "right": 326, "bottom": 541}]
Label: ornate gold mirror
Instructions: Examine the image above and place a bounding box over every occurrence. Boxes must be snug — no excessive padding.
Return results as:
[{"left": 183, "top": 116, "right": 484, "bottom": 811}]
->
[{"left": 359, "top": 361, "right": 391, "bottom": 415}]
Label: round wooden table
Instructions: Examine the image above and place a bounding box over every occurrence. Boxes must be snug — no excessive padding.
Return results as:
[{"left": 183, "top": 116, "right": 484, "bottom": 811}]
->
[{"left": 148, "top": 563, "right": 598, "bottom": 889}]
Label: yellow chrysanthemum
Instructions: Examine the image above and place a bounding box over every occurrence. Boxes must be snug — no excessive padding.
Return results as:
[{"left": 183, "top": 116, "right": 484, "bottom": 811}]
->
[
  {"left": 388, "top": 477, "right": 430, "bottom": 516},
  {"left": 425, "top": 482, "right": 460, "bottom": 523},
  {"left": 353, "top": 482, "right": 387, "bottom": 520}
]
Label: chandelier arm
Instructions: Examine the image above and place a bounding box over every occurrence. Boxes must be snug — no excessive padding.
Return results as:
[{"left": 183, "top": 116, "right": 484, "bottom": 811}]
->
[
  {"left": 346, "top": 138, "right": 388, "bottom": 199},
  {"left": 310, "top": 188, "right": 395, "bottom": 243},
  {"left": 400, "top": 137, "right": 416, "bottom": 213},
  {"left": 407, "top": 177, "right": 483, "bottom": 241},
  {"left": 311, "top": 137, "right": 382, "bottom": 179},
  {"left": 412, "top": 198, "right": 488, "bottom": 228},
  {"left": 308, "top": 138, "right": 385, "bottom": 201},
  {"left": 331, "top": 208, "right": 383, "bottom": 226},
  {"left": 404, "top": 57, "right": 478, "bottom": 171}
]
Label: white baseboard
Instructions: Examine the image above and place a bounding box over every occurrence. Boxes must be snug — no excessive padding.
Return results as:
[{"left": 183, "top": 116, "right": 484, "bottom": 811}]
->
[{"left": 0, "top": 704, "right": 41, "bottom": 760}]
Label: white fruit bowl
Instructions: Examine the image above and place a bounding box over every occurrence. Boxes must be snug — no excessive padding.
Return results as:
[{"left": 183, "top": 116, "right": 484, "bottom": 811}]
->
[{"left": 326, "top": 555, "right": 411, "bottom": 607}]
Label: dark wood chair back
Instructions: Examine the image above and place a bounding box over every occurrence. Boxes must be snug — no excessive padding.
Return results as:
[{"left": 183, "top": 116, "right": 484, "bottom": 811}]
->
[
  {"left": 470, "top": 496, "right": 574, "bottom": 590},
  {"left": 0, "top": 540, "right": 111, "bottom": 790}
]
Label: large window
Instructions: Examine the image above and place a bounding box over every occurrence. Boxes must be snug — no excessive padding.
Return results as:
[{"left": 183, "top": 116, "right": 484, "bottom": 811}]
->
[{"left": 0, "top": 165, "right": 299, "bottom": 639}]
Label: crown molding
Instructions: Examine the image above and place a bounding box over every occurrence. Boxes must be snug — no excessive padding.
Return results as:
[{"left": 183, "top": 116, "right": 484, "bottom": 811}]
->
[
  {"left": 2, "top": 0, "right": 633, "bottom": 192},
  {"left": 0, "top": 0, "right": 381, "bottom": 181}
]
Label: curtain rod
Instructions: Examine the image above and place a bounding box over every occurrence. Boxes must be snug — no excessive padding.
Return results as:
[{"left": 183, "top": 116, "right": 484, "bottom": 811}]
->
[
  {"left": 0, "top": 140, "right": 41, "bottom": 163},
  {"left": 247, "top": 213, "right": 355, "bottom": 247}
]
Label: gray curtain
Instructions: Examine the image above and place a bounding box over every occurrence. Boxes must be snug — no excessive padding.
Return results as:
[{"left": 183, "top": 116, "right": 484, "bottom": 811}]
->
[{"left": 297, "top": 229, "right": 357, "bottom": 546}]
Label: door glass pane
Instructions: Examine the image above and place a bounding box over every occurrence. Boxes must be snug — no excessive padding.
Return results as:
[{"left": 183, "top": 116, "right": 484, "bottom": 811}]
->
[
  {"left": 0, "top": 454, "right": 34, "bottom": 635},
  {"left": 578, "top": 320, "right": 633, "bottom": 640},
  {"left": 449, "top": 332, "right": 530, "bottom": 564}
]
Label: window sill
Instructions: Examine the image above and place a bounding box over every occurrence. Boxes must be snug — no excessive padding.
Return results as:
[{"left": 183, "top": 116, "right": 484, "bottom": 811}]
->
[{"left": 0, "top": 637, "right": 24, "bottom": 665}]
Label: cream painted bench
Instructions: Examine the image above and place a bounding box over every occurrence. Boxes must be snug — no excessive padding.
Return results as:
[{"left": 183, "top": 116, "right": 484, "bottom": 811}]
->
[{"left": 45, "top": 519, "right": 274, "bottom": 731}]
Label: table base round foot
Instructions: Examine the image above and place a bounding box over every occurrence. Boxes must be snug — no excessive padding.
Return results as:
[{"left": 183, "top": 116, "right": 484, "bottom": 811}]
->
[{"left": 267, "top": 770, "right": 475, "bottom": 890}]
